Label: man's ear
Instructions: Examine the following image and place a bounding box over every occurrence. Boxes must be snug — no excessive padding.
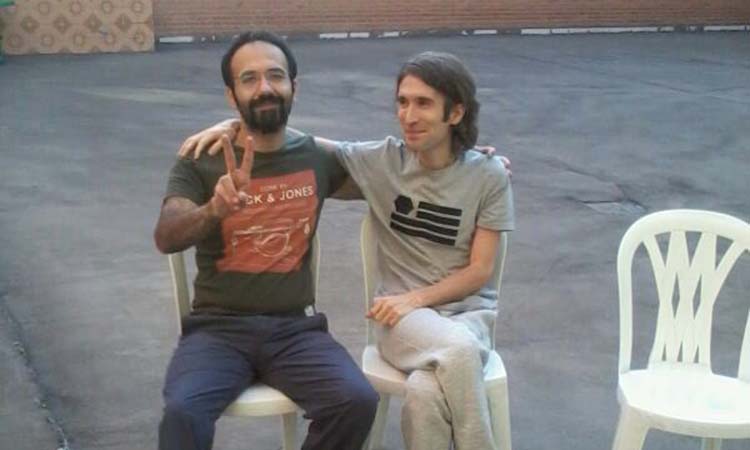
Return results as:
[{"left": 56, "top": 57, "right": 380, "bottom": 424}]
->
[
  {"left": 448, "top": 103, "right": 465, "bottom": 125},
  {"left": 225, "top": 87, "right": 238, "bottom": 111},
  {"left": 291, "top": 79, "right": 298, "bottom": 96}
]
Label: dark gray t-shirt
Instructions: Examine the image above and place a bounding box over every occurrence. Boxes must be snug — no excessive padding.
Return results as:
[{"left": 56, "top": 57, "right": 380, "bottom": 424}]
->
[
  {"left": 165, "top": 134, "right": 347, "bottom": 315},
  {"left": 337, "top": 136, "right": 514, "bottom": 312}
]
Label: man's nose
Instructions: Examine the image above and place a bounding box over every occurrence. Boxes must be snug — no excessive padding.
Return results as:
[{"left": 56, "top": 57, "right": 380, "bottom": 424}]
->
[
  {"left": 402, "top": 106, "right": 417, "bottom": 123},
  {"left": 258, "top": 75, "right": 273, "bottom": 94}
]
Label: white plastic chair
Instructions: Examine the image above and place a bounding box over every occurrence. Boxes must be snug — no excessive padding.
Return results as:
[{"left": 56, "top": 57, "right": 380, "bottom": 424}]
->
[
  {"left": 166, "top": 234, "right": 320, "bottom": 450},
  {"left": 359, "top": 214, "right": 512, "bottom": 450},
  {"left": 612, "top": 209, "right": 750, "bottom": 450}
]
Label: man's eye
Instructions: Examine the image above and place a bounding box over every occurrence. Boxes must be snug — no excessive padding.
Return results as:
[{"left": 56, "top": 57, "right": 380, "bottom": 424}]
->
[
  {"left": 240, "top": 75, "right": 257, "bottom": 84},
  {"left": 268, "top": 72, "right": 286, "bottom": 81}
]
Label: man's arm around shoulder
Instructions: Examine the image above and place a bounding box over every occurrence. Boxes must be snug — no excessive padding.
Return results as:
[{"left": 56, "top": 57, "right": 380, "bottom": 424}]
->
[{"left": 311, "top": 135, "right": 367, "bottom": 200}]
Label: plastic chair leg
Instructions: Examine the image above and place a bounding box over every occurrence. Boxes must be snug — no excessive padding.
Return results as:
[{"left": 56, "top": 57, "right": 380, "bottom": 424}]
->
[
  {"left": 611, "top": 407, "right": 649, "bottom": 450},
  {"left": 701, "top": 438, "right": 722, "bottom": 450},
  {"left": 281, "top": 412, "right": 297, "bottom": 450},
  {"left": 366, "top": 394, "right": 390, "bottom": 450},
  {"left": 487, "top": 382, "right": 512, "bottom": 450}
]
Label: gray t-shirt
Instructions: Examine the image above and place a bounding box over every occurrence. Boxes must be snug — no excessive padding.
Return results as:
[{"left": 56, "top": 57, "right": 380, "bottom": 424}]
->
[{"left": 337, "top": 136, "right": 514, "bottom": 312}]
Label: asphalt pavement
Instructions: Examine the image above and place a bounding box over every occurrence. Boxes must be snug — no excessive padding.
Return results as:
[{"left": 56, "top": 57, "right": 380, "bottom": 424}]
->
[{"left": 0, "top": 31, "right": 748, "bottom": 450}]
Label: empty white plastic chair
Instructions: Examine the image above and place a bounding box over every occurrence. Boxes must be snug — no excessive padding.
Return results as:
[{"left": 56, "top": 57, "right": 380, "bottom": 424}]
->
[
  {"left": 359, "top": 214, "right": 512, "bottom": 450},
  {"left": 612, "top": 209, "right": 750, "bottom": 450},
  {"left": 165, "top": 235, "right": 320, "bottom": 450}
]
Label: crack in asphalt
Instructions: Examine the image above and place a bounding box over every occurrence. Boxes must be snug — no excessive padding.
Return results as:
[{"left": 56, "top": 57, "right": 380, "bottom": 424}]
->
[
  {"left": 531, "top": 155, "right": 649, "bottom": 213},
  {"left": 495, "top": 47, "right": 696, "bottom": 95},
  {"left": 0, "top": 293, "right": 72, "bottom": 450},
  {"left": 496, "top": 46, "right": 750, "bottom": 107}
]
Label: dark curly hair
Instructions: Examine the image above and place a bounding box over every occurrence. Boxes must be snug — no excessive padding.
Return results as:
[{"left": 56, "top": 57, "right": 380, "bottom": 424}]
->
[
  {"left": 221, "top": 31, "right": 297, "bottom": 90},
  {"left": 397, "top": 52, "right": 480, "bottom": 154}
]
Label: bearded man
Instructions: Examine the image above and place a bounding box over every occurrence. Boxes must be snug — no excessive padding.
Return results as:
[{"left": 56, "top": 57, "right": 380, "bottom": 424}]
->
[{"left": 153, "top": 31, "right": 378, "bottom": 450}]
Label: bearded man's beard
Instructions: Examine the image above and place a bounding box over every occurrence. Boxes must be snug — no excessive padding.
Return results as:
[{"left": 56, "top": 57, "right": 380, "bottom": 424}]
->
[{"left": 237, "top": 93, "right": 293, "bottom": 134}]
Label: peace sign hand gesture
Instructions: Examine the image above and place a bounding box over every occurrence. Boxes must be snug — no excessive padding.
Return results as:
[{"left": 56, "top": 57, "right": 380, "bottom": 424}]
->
[{"left": 209, "top": 135, "right": 255, "bottom": 219}]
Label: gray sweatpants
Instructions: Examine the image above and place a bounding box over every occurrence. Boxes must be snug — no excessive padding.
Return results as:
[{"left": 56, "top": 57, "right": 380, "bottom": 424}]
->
[{"left": 376, "top": 307, "right": 498, "bottom": 450}]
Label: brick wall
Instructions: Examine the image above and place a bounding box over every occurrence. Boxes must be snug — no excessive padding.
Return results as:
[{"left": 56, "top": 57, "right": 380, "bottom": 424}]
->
[{"left": 154, "top": 0, "right": 750, "bottom": 37}]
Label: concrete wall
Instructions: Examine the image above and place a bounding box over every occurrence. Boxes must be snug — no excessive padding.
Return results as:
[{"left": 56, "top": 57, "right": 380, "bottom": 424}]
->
[
  {"left": 0, "top": 0, "right": 154, "bottom": 55},
  {"left": 153, "top": 0, "right": 750, "bottom": 37}
]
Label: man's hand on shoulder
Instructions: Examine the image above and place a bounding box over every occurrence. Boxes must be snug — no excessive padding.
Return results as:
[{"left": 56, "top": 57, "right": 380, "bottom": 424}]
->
[
  {"left": 178, "top": 119, "right": 241, "bottom": 160},
  {"left": 497, "top": 155, "right": 512, "bottom": 178},
  {"left": 475, "top": 145, "right": 512, "bottom": 178}
]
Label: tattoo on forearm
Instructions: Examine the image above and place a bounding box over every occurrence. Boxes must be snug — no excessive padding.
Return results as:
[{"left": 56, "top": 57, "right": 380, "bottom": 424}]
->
[{"left": 155, "top": 197, "right": 220, "bottom": 253}]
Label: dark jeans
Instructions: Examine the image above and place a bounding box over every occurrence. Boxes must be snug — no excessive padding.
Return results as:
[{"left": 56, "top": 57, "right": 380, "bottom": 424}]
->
[{"left": 159, "top": 313, "right": 378, "bottom": 450}]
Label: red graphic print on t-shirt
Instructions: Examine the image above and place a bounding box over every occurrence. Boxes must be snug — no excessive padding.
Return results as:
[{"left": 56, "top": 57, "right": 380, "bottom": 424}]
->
[{"left": 217, "top": 170, "right": 318, "bottom": 273}]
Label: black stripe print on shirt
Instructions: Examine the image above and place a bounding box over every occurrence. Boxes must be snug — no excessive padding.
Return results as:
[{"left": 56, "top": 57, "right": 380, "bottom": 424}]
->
[{"left": 389, "top": 195, "right": 462, "bottom": 246}]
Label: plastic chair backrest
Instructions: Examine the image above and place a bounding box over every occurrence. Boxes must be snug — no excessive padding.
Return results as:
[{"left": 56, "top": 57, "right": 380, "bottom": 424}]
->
[
  {"left": 360, "top": 212, "right": 509, "bottom": 348},
  {"left": 617, "top": 209, "right": 750, "bottom": 381},
  {"left": 168, "top": 233, "right": 321, "bottom": 334}
]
